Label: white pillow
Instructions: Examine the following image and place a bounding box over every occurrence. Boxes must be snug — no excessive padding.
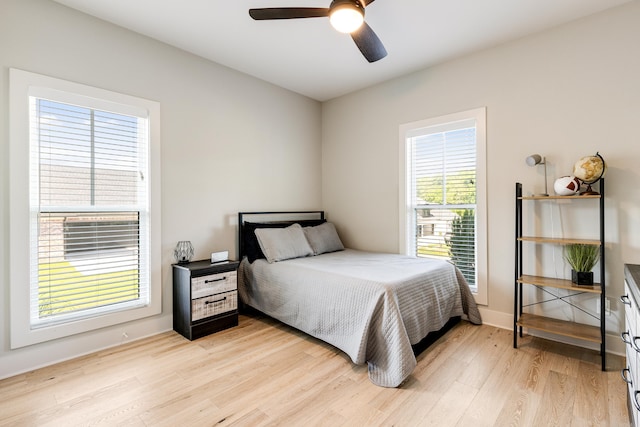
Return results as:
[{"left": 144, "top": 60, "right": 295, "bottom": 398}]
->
[
  {"left": 254, "top": 223, "right": 314, "bottom": 263},
  {"left": 303, "top": 222, "right": 344, "bottom": 255}
]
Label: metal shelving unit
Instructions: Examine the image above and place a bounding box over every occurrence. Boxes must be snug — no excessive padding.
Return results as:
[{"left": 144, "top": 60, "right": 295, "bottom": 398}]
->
[{"left": 514, "top": 180, "right": 606, "bottom": 371}]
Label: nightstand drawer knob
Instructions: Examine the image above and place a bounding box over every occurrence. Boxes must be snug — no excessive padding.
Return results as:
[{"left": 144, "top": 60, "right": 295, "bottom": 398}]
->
[
  {"left": 205, "top": 296, "right": 227, "bottom": 305},
  {"left": 205, "top": 277, "right": 226, "bottom": 284}
]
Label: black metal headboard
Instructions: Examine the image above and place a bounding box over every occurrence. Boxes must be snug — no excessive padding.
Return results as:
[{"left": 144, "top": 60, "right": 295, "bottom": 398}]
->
[{"left": 237, "top": 211, "right": 325, "bottom": 260}]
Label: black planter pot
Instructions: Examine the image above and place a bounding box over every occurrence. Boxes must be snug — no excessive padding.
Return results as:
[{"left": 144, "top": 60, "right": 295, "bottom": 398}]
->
[{"left": 571, "top": 269, "right": 594, "bottom": 286}]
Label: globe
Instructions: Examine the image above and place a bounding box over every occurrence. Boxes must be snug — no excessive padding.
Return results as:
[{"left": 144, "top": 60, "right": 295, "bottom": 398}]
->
[{"left": 572, "top": 152, "right": 606, "bottom": 195}]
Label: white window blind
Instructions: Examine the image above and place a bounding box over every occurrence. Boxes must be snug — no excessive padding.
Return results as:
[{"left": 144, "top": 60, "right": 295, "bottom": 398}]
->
[
  {"left": 406, "top": 117, "right": 479, "bottom": 289},
  {"left": 30, "top": 97, "right": 150, "bottom": 328}
]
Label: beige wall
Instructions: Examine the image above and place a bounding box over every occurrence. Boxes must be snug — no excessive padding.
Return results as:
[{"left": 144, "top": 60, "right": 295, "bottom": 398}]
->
[
  {"left": 322, "top": 2, "right": 640, "bottom": 351},
  {"left": 0, "top": 0, "right": 321, "bottom": 377}
]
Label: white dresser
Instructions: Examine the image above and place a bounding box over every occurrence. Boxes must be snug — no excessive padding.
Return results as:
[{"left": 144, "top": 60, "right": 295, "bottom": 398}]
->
[{"left": 622, "top": 264, "right": 640, "bottom": 425}]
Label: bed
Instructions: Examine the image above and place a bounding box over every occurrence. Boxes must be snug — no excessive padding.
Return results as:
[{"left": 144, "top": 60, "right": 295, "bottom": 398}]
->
[{"left": 237, "top": 211, "right": 482, "bottom": 387}]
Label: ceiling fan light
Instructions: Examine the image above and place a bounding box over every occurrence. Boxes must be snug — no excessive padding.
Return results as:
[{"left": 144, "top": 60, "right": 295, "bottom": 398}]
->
[{"left": 330, "top": 5, "right": 364, "bottom": 33}]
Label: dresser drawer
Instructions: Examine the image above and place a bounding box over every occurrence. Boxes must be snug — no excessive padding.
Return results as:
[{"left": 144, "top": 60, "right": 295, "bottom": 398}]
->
[
  {"left": 192, "top": 270, "right": 237, "bottom": 299},
  {"left": 192, "top": 290, "right": 237, "bottom": 322}
]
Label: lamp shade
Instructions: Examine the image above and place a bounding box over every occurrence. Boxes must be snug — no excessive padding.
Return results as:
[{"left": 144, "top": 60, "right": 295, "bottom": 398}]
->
[
  {"left": 330, "top": 4, "right": 364, "bottom": 33},
  {"left": 526, "top": 154, "right": 543, "bottom": 167}
]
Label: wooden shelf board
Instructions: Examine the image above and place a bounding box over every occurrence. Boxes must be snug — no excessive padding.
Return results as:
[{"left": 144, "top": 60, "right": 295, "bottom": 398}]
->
[
  {"left": 519, "top": 195, "right": 601, "bottom": 200},
  {"left": 518, "top": 236, "right": 601, "bottom": 246},
  {"left": 518, "top": 275, "right": 602, "bottom": 294},
  {"left": 516, "top": 313, "right": 601, "bottom": 343}
]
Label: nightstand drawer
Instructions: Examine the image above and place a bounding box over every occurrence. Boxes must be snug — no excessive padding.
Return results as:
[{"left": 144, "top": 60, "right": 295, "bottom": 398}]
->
[
  {"left": 192, "top": 290, "right": 237, "bottom": 322},
  {"left": 192, "top": 270, "right": 237, "bottom": 299}
]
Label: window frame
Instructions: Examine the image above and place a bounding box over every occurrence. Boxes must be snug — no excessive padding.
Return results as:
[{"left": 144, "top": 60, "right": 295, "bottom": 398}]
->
[
  {"left": 399, "top": 108, "right": 487, "bottom": 305},
  {"left": 9, "top": 68, "right": 162, "bottom": 348}
]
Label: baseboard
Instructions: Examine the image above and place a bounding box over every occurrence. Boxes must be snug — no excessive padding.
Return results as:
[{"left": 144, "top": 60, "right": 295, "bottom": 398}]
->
[
  {"left": 0, "top": 327, "right": 174, "bottom": 381},
  {"left": 477, "top": 306, "right": 625, "bottom": 357},
  {"left": 477, "top": 306, "right": 513, "bottom": 329}
]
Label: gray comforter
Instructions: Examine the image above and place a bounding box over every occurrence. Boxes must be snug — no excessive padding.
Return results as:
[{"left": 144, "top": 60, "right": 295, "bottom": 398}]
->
[{"left": 238, "top": 249, "right": 482, "bottom": 387}]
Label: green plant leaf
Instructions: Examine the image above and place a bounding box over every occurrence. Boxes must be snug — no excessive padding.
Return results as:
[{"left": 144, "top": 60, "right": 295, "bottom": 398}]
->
[{"left": 564, "top": 244, "right": 599, "bottom": 272}]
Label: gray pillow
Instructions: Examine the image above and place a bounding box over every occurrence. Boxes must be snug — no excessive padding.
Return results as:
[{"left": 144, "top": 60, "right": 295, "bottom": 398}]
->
[
  {"left": 303, "top": 222, "right": 344, "bottom": 255},
  {"left": 255, "top": 223, "right": 314, "bottom": 263}
]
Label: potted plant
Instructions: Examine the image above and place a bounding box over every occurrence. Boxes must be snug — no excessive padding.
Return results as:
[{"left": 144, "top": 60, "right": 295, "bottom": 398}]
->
[{"left": 564, "top": 244, "right": 600, "bottom": 286}]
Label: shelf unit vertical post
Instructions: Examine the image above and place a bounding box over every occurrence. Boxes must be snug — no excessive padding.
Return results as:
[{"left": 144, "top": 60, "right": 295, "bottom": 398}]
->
[
  {"left": 514, "top": 183, "right": 523, "bottom": 348},
  {"left": 599, "top": 179, "right": 606, "bottom": 371}
]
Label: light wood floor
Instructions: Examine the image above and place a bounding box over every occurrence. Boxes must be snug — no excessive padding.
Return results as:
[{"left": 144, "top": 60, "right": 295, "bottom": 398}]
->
[{"left": 0, "top": 314, "right": 630, "bottom": 426}]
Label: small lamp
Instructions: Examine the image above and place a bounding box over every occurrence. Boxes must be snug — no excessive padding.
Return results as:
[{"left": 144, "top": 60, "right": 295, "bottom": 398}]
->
[
  {"left": 174, "top": 241, "right": 194, "bottom": 264},
  {"left": 526, "top": 154, "right": 549, "bottom": 196},
  {"left": 329, "top": 0, "right": 364, "bottom": 33}
]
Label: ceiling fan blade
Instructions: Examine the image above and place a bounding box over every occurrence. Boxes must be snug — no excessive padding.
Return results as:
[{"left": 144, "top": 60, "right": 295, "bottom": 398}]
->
[
  {"left": 249, "top": 8, "right": 329, "bottom": 20},
  {"left": 362, "top": 0, "right": 376, "bottom": 5},
  {"left": 351, "top": 22, "right": 387, "bottom": 63}
]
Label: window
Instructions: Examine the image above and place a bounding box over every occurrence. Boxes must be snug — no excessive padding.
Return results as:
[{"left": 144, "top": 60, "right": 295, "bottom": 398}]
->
[
  {"left": 10, "top": 69, "right": 161, "bottom": 348},
  {"left": 399, "top": 108, "right": 487, "bottom": 305}
]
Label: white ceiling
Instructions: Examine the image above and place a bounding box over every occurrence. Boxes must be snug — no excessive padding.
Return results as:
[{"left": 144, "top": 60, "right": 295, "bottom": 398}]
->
[{"left": 51, "top": 0, "right": 630, "bottom": 101}]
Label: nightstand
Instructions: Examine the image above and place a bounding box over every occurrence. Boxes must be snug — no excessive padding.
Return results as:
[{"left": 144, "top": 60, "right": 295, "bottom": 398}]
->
[{"left": 172, "top": 259, "right": 240, "bottom": 340}]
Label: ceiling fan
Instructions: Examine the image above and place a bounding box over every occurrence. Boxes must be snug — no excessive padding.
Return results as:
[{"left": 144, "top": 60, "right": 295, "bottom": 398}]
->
[{"left": 249, "top": 0, "right": 387, "bottom": 63}]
